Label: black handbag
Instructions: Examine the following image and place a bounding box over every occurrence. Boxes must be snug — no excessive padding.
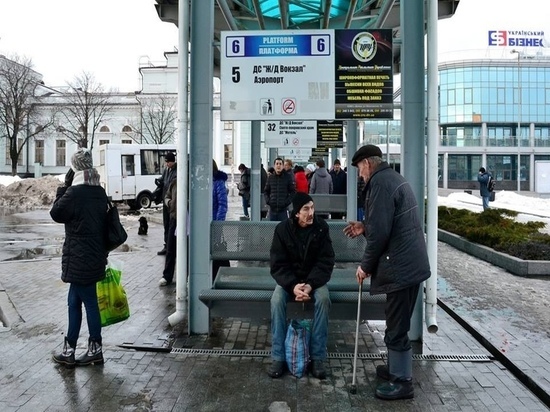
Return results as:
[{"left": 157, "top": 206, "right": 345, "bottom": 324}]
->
[{"left": 106, "top": 201, "right": 128, "bottom": 252}]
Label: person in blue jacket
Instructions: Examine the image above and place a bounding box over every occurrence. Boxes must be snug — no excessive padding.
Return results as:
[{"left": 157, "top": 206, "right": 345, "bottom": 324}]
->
[
  {"left": 477, "top": 167, "right": 492, "bottom": 210},
  {"left": 212, "top": 160, "right": 228, "bottom": 221}
]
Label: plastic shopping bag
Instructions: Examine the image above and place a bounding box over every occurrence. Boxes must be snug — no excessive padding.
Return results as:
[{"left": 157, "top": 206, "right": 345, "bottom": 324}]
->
[
  {"left": 284, "top": 319, "right": 312, "bottom": 378},
  {"left": 97, "top": 259, "right": 130, "bottom": 327}
]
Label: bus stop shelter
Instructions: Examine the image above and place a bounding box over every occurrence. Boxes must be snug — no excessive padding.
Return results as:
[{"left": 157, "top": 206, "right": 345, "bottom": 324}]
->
[{"left": 153, "top": 0, "right": 460, "bottom": 334}]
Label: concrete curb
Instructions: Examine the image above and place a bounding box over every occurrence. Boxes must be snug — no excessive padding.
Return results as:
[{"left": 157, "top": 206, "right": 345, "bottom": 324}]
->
[{"left": 438, "top": 229, "right": 550, "bottom": 277}]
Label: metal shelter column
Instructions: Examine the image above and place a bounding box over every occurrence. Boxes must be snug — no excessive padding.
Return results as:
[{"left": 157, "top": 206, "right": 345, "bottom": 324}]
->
[
  {"left": 346, "top": 121, "right": 358, "bottom": 219},
  {"left": 251, "top": 120, "right": 262, "bottom": 222},
  {"left": 189, "top": 0, "right": 214, "bottom": 334},
  {"left": 400, "top": 0, "right": 425, "bottom": 342}
]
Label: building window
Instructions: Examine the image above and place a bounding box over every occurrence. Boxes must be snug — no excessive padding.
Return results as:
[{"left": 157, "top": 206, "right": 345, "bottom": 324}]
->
[
  {"left": 224, "top": 121, "right": 233, "bottom": 130},
  {"left": 122, "top": 126, "right": 132, "bottom": 132},
  {"left": 224, "top": 144, "right": 233, "bottom": 166},
  {"left": 447, "top": 154, "right": 482, "bottom": 181},
  {"left": 121, "top": 140, "right": 132, "bottom": 144},
  {"left": 121, "top": 155, "right": 135, "bottom": 177},
  {"left": 35, "top": 140, "right": 44, "bottom": 165},
  {"left": 487, "top": 154, "right": 528, "bottom": 182},
  {"left": 5, "top": 138, "right": 23, "bottom": 166},
  {"left": 56, "top": 140, "right": 66, "bottom": 166},
  {"left": 99, "top": 139, "right": 110, "bottom": 146},
  {"left": 99, "top": 126, "right": 110, "bottom": 132}
]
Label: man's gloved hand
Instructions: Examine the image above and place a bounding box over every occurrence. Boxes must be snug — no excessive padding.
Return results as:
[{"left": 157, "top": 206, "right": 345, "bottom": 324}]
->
[{"left": 64, "top": 168, "right": 75, "bottom": 187}]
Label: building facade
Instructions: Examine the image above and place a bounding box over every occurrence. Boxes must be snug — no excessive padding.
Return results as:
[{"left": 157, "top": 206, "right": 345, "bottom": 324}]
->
[{"left": 365, "top": 57, "right": 550, "bottom": 191}]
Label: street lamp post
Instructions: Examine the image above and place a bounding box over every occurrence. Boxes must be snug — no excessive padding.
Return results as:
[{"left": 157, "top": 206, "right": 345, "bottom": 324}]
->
[{"left": 511, "top": 49, "right": 521, "bottom": 192}]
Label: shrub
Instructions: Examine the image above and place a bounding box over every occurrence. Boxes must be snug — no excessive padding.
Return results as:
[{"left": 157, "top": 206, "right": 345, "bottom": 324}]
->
[{"left": 438, "top": 206, "right": 549, "bottom": 260}]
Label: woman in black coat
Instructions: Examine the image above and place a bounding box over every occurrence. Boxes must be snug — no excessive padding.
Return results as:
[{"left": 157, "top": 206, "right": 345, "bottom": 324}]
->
[{"left": 50, "top": 148, "right": 109, "bottom": 369}]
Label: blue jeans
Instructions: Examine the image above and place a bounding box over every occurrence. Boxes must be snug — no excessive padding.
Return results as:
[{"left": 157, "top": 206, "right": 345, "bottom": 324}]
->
[
  {"left": 67, "top": 283, "right": 102, "bottom": 348},
  {"left": 270, "top": 285, "right": 331, "bottom": 361},
  {"left": 482, "top": 196, "right": 490, "bottom": 210},
  {"left": 241, "top": 195, "right": 250, "bottom": 217}
]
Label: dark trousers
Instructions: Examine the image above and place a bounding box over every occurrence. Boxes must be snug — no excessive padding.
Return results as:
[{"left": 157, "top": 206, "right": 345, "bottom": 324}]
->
[
  {"left": 163, "top": 218, "right": 177, "bottom": 283},
  {"left": 162, "top": 204, "right": 170, "bottom": 245},
  {"left": 384, "top": 284, "right": 420, "bottom": 352},
  {"left": 67, "top": 283, "right": 102, "bottom": 348}
]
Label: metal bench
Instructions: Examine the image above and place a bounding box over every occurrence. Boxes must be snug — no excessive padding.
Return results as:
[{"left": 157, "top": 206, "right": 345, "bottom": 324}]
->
[
  {"left": 199, "top": 220, "right": 386, "bottom": 320},
  {"left": 261, "top": 194, "right": 348, "bottom": 217}
]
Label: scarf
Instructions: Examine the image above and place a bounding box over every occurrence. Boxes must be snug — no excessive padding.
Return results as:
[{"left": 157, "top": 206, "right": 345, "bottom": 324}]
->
[{"left": 72, "top": 168, "right": 101, "bottom": 187}]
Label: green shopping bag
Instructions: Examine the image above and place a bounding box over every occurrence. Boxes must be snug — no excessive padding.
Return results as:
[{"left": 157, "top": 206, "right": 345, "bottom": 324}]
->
[{"left": 97, "top": 259, "right": 130, "bottom": 327}]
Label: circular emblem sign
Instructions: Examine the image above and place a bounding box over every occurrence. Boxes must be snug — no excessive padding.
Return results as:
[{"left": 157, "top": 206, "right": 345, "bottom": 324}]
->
[{"left": 351, "top": 32, "right": 377, "bottom": 63}]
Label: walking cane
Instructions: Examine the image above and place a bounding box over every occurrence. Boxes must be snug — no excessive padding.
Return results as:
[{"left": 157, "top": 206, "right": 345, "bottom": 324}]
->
[{"left": 349, "top": 280, "right": 363, "bottom": 394}]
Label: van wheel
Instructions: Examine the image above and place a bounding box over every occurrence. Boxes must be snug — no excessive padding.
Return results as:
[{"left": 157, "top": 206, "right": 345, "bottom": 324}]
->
[{"left": 137, "top": 193, "right": 152, "bottom": 209}]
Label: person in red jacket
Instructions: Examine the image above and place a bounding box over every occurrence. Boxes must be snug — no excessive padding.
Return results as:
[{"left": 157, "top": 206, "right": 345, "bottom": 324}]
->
[{"left": 293, "top": 165, "right": 308, "bottom": 193}]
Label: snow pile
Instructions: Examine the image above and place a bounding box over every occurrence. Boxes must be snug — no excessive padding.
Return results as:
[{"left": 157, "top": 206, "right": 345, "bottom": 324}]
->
[{"left": 0, "top": 175, "right": 63, "bottom": 209}]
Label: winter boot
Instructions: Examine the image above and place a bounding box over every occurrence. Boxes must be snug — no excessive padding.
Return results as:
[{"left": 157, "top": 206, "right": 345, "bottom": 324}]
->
[
  {"left": 375, "top": 349, "right": 414, "bottom": 400},
  {"left": 75, "top": 340, "right": 104, "bottom": 366},
  {"left": 53, "top": 338, "right": 76, "bottom": 369}
]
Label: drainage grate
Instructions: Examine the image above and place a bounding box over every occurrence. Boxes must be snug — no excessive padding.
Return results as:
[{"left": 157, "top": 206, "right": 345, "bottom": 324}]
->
[
  {"left": 171, "top": 348, "right": 271, "bottom": 357},
  {"left": 170, "top": 348, "right": 491, "bottom": 362}
]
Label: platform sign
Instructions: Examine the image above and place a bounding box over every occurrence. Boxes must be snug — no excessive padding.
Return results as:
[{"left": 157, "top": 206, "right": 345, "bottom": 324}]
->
[
  {"left": 264, "top": 120, "right": 317, "bottom": 148},
  {"left": 221, "top": 30, "right": 335, "bottom": 121},
  {"left": 221, "top": 29, "right": 393, "bottom": 121}
]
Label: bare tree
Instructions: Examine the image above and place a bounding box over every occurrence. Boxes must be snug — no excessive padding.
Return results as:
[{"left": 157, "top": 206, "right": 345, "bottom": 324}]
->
[
  {"left": 56, "top": 72, "right": 112, "bottom": 150},
  {"left": 128, "top": 95, "right": 177, "bottom": 144},
  {"left": 0, "top": 54, "right": 54, "bottom": 176}
]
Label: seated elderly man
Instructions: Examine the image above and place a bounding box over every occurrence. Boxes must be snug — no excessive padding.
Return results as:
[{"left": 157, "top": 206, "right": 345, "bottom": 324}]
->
[{"left": 268, "top": 192, "right": 335, "bottom": 379}]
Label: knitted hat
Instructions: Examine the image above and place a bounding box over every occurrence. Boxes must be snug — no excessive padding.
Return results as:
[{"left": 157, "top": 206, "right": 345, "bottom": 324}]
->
[
  {"left": 71, "top": 148, "right": 93, "bottom": 171},
  {"left": 292, "top": 192, "right": 313, "bottom": 216},
  {"left": 306, "top": 164, "right": 316, "bottom": 173},
  {"left": 351, "top": 145, "right": 383, "bottom": 166},
  {"left": 165, "top": 152, "right": 176, "bottom": 162}
]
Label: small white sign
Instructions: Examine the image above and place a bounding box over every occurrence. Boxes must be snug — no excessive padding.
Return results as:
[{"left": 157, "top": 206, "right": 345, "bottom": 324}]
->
[{"left": 265, "top": 121, "right": 317, "bottom": 148}]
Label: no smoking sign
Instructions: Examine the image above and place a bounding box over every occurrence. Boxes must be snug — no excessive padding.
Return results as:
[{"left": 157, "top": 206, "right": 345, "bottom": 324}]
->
[{"left": 281, "top": 98, "right": 296, "bottom": 115}]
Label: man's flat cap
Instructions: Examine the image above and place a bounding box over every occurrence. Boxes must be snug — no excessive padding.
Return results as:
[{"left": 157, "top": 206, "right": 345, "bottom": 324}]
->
[{"left": 351, "top": 145, "right": 383, "bottom": 166}]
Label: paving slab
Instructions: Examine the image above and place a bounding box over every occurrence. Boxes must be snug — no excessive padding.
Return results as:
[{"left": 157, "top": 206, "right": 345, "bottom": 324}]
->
[{"left": 0, "top": 196, "right": 549, "bottom": 411}]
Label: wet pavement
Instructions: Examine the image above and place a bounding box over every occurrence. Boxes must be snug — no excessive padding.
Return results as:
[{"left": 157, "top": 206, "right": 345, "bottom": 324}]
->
[{"left": 0, "top": 195, "right": 549, "bottom": 411}]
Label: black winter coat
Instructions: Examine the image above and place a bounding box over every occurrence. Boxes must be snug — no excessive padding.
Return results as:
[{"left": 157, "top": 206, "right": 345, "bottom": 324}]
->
[
  {"left": 264, "top": 171, "right": 295, "bottom": 213},
  {"left": 50, "top": 185, "right": 109, "bottom": 285},
  {"left": 270, "top": 216, "right": 335, "bottom": 295},
  {"left": 361, "top": 162, "right": 431, "bottom": 295}
]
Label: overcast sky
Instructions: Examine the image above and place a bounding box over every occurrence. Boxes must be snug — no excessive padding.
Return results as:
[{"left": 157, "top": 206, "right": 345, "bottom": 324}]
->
[
  {"left": 0, "top": 0, "right": 177, "bottom": 92},
  {"left": 0, "top": 0, "right": 549, "bottom": 92}
]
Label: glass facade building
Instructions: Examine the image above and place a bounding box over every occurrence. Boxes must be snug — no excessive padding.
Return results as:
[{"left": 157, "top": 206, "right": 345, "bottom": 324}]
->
[{"left": 363, "top": 58, "right": 550, "bottom": 191}]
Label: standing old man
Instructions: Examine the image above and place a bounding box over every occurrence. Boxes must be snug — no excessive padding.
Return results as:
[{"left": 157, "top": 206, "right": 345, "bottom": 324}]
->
[{"left": 344, "top": 145, "right": 430, "bottom": 400}]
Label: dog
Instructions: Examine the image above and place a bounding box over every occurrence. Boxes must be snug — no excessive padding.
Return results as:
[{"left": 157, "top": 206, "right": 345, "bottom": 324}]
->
[{"left": 138, "top": 216, "right": 148, "bottom": 235}]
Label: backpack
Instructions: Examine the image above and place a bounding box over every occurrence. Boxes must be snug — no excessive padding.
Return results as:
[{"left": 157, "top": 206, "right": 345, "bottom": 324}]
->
[{"left": 487, "top": 176, "right": 496, "bottom": 192}]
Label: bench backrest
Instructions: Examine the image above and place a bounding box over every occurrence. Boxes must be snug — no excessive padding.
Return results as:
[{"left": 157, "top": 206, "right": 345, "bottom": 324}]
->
[
  {"left": 261, "top": 194, "right": 347, "bottom": 214},
  {"left": 211, "top": 220, "right": 365, "bottom": 262}
]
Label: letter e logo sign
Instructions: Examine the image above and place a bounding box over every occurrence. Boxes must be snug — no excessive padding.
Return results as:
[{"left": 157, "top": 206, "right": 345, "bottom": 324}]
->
[{"left": 488, "top": 30, "right": 507, "bottom": 46}]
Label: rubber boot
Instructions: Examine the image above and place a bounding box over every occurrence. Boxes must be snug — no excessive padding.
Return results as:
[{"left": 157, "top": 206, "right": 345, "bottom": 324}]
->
[
  {"left": 52, "top": 337, "right": 76, "bottom": 369},
  {"left": 75, "top": 339, "right": 104, "bottom": 366},
  {"left": 375, "top": 349, "right": 414, "bottom": 400}
]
